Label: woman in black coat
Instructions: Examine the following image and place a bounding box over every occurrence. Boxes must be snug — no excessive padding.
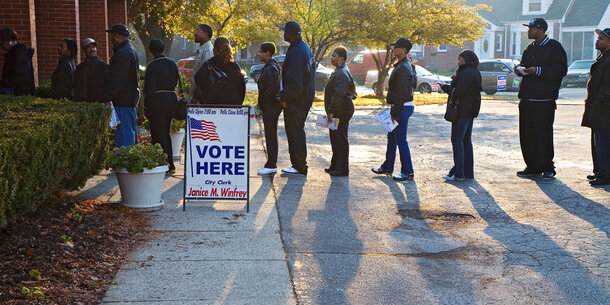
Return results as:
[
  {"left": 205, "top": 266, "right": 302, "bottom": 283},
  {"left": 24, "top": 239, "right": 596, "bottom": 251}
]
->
[
  {"left": 324, "top": 46, "right": 357, "bottom": 176},
  {"left": 194, "top": 37, "right": 245, "bottom": 105},
  {"left": 51, "top": 39, "right": 77, "bottom": 100},
  {"left": 441, "top": 50, "right": 482, "bottom": 181}
]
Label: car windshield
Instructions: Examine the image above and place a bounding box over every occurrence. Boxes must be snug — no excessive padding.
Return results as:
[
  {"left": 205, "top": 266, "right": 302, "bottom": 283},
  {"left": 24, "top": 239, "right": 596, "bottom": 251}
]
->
[
  {"left": 569, "top": 61, "right": 594, "bottom": 70},
  {"left": 414, "top": 65, "right": 433, "bottom": 76}
]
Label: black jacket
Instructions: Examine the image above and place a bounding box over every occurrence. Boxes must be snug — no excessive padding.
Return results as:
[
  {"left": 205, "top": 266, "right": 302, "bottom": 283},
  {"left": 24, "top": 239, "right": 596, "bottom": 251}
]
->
[
  {"left": 194, "top": 56, "right": 245, "bottom": 105},
  {"left": 257, "top": 58, "right": 281, "bottom": 110},
  {"left": 324, "top": 63, "right": 357, "bottom": 117},
  {"left": 387, "top": 57, "right": 415, "bottom": 118},
  {"left": 51, "top": 56, "right": 75, "bottom": 100},
  {"left": 280, "top": 37, "right": 316, "bottom": 112},
  {"left": 144, "top": 55, "right": 179, "bottom": 109},
  {"left": 443, "top": 62, "right": 482, "bottom": 118},
  {"left": 582, "top": 51, "right": 610, "bottom": 130},
  {"left": 108, "top": 40, "right": 140, "bottom": 107},
  {"left": 74, "top": 57, "right": 109, "bottom": 103},
  {"left": 1, "top": 42, "right": 35, "bottom": 96},
  {"left": 518, "top": 36, "right": 567, "bottom": 101}
]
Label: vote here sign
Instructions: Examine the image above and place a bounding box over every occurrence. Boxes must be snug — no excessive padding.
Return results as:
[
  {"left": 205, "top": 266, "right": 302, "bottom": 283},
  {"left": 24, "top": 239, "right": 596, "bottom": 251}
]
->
[{"left": 185, "top": 105, "right": 250, "bottom": 200}]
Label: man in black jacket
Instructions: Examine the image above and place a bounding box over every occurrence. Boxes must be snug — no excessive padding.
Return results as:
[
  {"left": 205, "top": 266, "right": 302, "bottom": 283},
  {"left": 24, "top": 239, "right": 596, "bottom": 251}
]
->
[
  {"left": 256, "top": 42, "right": 282, "bottom": 176},
  {"left": 279, "top": 21, "right": 316, "bottom": 176},
  {"left": 582, "top": 28, "right": 610, "bottom": 186},
  {"left": 514, "top": 18, "right": 567, "bottom": 180},
  {"left": 74, "top": 38, "right": 109, "bottom": 103},
  {"left": 106, "top": 24, "right": 140, "bottom": 147},
  {"left": 0, "top": 28, "right": 35, "bottom": 96}
]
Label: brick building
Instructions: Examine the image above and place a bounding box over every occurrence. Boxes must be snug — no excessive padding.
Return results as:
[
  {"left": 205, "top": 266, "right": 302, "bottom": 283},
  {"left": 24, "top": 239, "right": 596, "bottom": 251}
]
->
[{"left": 0, "top": 0, "right": 128, "bottom": 84}]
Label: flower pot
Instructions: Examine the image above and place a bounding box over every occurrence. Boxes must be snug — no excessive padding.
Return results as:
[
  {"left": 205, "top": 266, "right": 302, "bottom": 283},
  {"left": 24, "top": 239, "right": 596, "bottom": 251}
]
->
[
  {"left": 115, "top": 165, "right": 168, "bottom": 210},
  {"left": 170, "top": 128, "right": 185, "bottom": 160}
]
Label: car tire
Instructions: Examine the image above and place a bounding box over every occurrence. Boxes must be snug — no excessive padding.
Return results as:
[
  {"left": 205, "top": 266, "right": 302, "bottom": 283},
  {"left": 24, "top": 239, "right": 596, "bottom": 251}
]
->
[
  {"left": 418, "top": 83, "right": 432, "bottom": 94},
  {"left": 483, "top": 90, "right": 497, "bottom": 95},
  {"left": 372, "top": 82, "right": 379, "bottom": 92}
]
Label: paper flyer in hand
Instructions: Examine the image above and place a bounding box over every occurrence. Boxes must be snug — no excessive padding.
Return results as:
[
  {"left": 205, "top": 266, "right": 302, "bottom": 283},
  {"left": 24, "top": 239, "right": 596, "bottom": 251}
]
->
[
  {"left": 316, "top": 114, "right": 339, "bottom": 130},
  {"left": 109, "top": 102, "right": 119, "bottom": 128},
  {"left": 374, "top": 108, "right": 398, "bottom": 132}
]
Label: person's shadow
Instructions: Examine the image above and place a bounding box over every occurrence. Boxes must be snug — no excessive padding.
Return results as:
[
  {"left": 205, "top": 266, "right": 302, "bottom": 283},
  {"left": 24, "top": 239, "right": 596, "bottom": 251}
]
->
[
  {"left": 535, "top": 179, "right": 609, "bottom": 236},
  {"left": 453, "top": 179, "right": 609, "bottom": 303},
  {"left": 375, "top": 177, "right": 477, "bottom": 303}
]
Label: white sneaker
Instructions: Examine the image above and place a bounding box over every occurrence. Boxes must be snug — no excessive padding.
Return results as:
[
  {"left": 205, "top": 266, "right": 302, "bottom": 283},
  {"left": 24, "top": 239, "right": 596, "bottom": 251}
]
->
[
  {"left": 257, "top": 167, "right": 277, "bottom": 175},
  {"left": 443, "top": 174, "right": 464, "bottom": 181},
  {"left": 281, "top": 166, "right": 301, "bottom": 175}
]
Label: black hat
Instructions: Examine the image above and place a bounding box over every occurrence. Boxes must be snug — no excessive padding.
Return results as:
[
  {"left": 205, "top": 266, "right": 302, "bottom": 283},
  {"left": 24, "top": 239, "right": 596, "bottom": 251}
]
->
[
  {"left": 595, "top": 28, "right": 610, "bottom": 38},
  {"left": 390, "top": 38, "right": 412, "bottom": 51},
  {"left": 523, "top": 18, "right": 548, "bottom": 31},
  {"left": 279, "top": 21, "right": 301, "bottom": 35},
  {"left": 106, "top": 24, "right": 129, "bottom": 37}
]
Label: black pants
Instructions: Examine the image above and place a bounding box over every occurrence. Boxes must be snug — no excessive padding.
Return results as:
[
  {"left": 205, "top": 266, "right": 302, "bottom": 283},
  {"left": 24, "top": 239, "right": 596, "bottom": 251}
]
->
[
  {"left": 519, "top": 100, "right": 556, "bottom": 173},
  {"left": 328, "top": 103, "right": 354, "bottom": 173},
  {"left": 146, "top": 92, "right": 177, "bottom": 171},
  {"left": 284, "top": 109, "right": 309, "bottom": 174},
  {"left": 262, "top": 106, "right": 283, "bottom": 168},
  {"left": 591, "top": 130, "right": 599, "bottom": 174}
]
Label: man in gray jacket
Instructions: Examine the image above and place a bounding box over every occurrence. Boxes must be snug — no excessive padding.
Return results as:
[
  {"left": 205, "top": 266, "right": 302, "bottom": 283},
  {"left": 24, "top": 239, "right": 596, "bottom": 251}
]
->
[
  {"left": 190, "top": 24, "right": 213, "bottom": 103},
  {"left": 106, "top": 24, "right": 140, "bottom": 147}
]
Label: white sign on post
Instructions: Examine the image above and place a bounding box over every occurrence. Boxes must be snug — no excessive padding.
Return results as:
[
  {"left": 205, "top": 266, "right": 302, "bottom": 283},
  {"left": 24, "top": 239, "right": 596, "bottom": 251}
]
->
[{"left": 184, "top": 105, "right": 250, "bottom": 210}]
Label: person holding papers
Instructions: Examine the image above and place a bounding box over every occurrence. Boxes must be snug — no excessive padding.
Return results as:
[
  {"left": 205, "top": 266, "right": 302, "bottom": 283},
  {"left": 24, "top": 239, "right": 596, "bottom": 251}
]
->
[
  {"left": 440, "top": 50, "right": 482, "bottom": 181},
  {"left": 324, "top": 46, "right": 357, "bottom": 176},
  {"left": 372, "top": 38, "right": 416, "bottom": 181}
]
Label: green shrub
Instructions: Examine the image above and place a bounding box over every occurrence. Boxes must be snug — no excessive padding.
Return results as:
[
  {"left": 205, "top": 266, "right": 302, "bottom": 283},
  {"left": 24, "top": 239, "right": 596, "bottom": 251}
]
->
[
  {"left": 105, "top": 143, "right": 168, "bottom": 174},
  {"left": 0, "top": 95, "right": 111, "bottom": 228}
]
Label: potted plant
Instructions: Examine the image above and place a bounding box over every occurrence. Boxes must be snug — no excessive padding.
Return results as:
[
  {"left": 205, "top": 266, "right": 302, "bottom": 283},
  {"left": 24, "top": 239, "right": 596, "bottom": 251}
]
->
[
  {"left": 106, "top": 143, "right": 168, "bottom": 210},
  {"left": 142, "top": 118, "right": 185, "bottom": 160}
]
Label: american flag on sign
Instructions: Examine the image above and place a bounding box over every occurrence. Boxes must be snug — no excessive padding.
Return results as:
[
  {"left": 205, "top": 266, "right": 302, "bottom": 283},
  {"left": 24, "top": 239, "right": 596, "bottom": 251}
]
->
[{"left": 189, "top": 117, "right": 221, "bottom": 142}]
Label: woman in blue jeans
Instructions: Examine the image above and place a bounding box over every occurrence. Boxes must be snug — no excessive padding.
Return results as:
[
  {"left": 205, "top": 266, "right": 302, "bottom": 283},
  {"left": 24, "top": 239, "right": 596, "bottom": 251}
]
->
[{"left": 441, "top": 50, "right": 482, "bottom": 181}]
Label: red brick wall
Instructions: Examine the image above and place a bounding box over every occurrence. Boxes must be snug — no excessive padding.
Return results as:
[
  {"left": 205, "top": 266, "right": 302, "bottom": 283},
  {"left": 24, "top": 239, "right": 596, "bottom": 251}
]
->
[
  {"left": 34, "top": 0, "right": 80, "bottom": 79},
  {"left": 106, "top": 0, "right": 127, "bottom": 56},
  {"left": 0, "top": 0, "right": 38, "bottom": 85},
  {"left": 79, "top": 0, "right": 109, "bottom": 63},
  {"left": 420, "top": 41, "right": 475, "bottom": 72}
]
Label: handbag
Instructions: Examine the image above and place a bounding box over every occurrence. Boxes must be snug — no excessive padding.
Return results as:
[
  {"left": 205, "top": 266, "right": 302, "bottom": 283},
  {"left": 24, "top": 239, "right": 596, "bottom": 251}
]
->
[
  {"left": 174, "top": 75, "right": 187, "bottom": 120},
  {"left": 444, "top": 88, "right": 459, "bottom": 122}
]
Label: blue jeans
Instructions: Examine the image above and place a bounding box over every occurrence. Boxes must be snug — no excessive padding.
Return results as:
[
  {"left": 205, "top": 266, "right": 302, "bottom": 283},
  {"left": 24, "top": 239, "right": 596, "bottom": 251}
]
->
[
  {"left": 593, "top": 128, "right": 610, "bottom": 180},
  {"left": 449, "top": 117, "right": 474, "bottom": 179},
  {"left": 114, "top": 106, "right": 137, "bottom": 147},
  {"left": 381, "top": 105, "right": 414, "bottom": 175}
]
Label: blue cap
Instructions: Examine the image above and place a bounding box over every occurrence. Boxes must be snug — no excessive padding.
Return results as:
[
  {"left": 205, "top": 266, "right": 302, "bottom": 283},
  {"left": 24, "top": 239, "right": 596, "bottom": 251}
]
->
[
  {"left": 523, "top": 18, "right": 548, "bottom": 31},
  {"left": 595, "top": 28, "right": 610, "bottom": 38},
  {"left": 106, "top": 24, "right": 129, "bottom": 37},
  {"left": 279, "top": 21, "right": 301, "bottom": 34}
]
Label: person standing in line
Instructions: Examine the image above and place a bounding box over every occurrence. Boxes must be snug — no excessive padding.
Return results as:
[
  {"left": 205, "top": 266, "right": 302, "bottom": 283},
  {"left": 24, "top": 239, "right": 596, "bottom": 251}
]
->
[
  {"left": 514, "top": 18, "right": 567, "bottom": 180},
  {"left": 106, "top": 24, "right": 140, "bottom": 148},
  {"left": 144, "top": 39, "right": 179, "bottom": 173},
  {"left": 189, "top": 24, "right": 214, "bottom": 103},
  {"left": 279, "top": 21, "right": 316, "bottom": 176},
  {"left": 372, "top": 38, "right": 416, "bottom": 181},
  {"left": 51, "top": 39, "right": 77, "bottom": 100},
  {"left": 193, "top": 37, "right": 245, "bottom": 105},
  {"left": 582, "top": 28, "right": 610, "bottom": 186},
  {"left": 324, "top": 46, "right": 357, "bottom": 177},
  {"left": 74, "top": 38, "right": 109, "bottom": 103},
  {"left": 0, "top": 28, "right": 35, "bottom": 96},
  {"left": 441, "top": 50, "right": 482, "bottom": 181},
  {"left": 256, "top": 42, "right": 283, "bottom": 176}
]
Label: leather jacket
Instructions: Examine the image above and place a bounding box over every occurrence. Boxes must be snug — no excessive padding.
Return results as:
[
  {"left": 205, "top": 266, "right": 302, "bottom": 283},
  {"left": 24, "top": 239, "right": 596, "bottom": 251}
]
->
[
  {"left": 324, "top": 63, "right": 356, "bottom": 116},
  {"left": 387, "top": 57, "right": 415, "bottom": 118},
  {"left": 257, "top": 58, "right": 281, "bottom": 110}
]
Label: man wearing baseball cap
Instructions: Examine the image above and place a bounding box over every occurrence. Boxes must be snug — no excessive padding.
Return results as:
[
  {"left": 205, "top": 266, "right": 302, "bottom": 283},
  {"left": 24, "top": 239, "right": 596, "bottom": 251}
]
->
[
  {"left": 514, "top": 17, "right": 567, "bottom": 180},
  {"left": 278, "top": 21, "right": 316, "bottom": 176},
  {"left": 106, "top": 24, "right": 140, "bottom": 147},
  {"left": 74, "top": 38, "right": 109, "bottom": 103},
  {"left": 581, "top": 28, "right": 610, "bottom": 186}
]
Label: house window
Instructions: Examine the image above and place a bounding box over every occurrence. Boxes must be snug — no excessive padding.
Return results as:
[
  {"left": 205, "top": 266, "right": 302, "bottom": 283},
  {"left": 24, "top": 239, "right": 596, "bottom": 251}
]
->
[
  {"left": 182, "top": 37, "right": 187, "bottom": 50},
  {"left": 437, "top": 44, "right": 447, "bottom": 52},
  {"left": 529, "top": 0, "right": 541, "bottom": 12},
  {"left": 496, "top": 34, "right": 503, "bottom": 51},
  {"left": 563, "top": 31, "right": 595, "bottom": 62}
]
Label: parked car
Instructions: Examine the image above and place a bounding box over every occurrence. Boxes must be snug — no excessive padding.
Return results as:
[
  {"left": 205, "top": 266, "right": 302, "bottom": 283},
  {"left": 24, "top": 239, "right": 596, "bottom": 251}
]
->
[
  {"left": 364, "top": 65, "right": 451, "bottom": 93},
  {"left": 249, "top": 55, "right": 332, "bottom": 91},
  {"left": 478, "top": 59, "right": 521, "bottom": 95},
  {"left": 347, "top": 50, "right": 391, "bottom": 85},
  {"left": 561, "top": 59, "right": 594, "bottom": 88},
  {"left": 178, "top": 57, "right": 248, "bottom": 83}
]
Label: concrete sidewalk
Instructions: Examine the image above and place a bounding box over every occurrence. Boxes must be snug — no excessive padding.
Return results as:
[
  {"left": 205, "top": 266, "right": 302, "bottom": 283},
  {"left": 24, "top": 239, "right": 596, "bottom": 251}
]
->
[{"left": 73, "top": 119, "right": 296, "bottom": 304}]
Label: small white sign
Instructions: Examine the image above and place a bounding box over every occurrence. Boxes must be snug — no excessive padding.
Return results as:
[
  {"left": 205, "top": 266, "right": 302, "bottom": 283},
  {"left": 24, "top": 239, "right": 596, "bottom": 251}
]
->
[
  {"left": 374, "top": 108, "right": 399, "bottom": 132},
  {"left": 316, "top": 114, "right": 339, "bottom": 130}
]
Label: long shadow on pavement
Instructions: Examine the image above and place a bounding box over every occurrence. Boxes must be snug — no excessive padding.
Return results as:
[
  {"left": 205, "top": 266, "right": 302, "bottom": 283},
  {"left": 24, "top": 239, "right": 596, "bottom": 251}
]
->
[
  {"left": 454, "top": 179, "right": 609, "bottom": 303},
  {"left": 534, "top": 179, "right": 609, "bottom": 236},
  {"left": 375, "top": 177, "right": 477, "bottom": 303}
]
